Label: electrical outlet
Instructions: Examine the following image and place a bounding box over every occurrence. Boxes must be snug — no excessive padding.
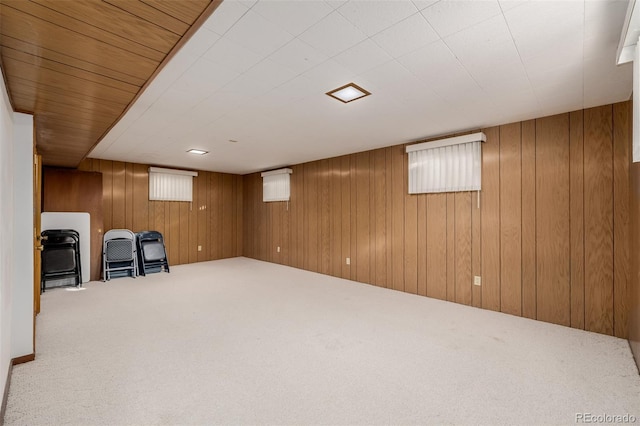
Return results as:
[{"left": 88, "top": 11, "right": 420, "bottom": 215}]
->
[
  {"left": 198, "top": 245, "right": 202, "bottom": 252},
  {"left": 474, "top": 276, "right": 481, "bottom": 286},
  {"left": 346, "top": 257, "right": 350, "bottom": 265},
  {"left": 277, "top": 246, "right": 280, "bottom": 253}
]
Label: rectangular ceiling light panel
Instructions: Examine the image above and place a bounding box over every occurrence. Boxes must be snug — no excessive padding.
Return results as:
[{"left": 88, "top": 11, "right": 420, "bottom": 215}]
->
[{"left": 326, "top": 83, "right": 371, "bottom": 103}]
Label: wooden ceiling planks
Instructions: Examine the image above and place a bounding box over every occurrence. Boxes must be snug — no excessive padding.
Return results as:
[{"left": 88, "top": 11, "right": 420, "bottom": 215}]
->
[{"left": 0, "top": 0, "right": 221, "bottom": 167}]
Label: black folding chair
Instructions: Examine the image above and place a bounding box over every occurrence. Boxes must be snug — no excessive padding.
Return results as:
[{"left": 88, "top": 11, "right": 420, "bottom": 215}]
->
[
  {"left": 41, "top": 229, "right": 82, "bottom": 293},
  {"left": 136, "top": 231, "right": 170, "bottom": 276}
]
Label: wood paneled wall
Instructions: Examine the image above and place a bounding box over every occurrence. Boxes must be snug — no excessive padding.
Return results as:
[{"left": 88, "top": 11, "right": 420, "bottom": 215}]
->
[
  {"left": 243, "top": 101, "right": 632, "bottom": 338},
  {"left": 629, "top": 139, "right": 640, "bottom": 369},
  {"left": 77, "top": 159, "right": 243, "bottom": 268},
  {"left": 43, "top": 168, "right": 104, "bottom": 281}
]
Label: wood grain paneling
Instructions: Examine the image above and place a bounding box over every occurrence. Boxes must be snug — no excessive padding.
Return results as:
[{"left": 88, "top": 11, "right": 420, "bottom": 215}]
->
[
  {"left": 471, "top": 190, "right": 481, "bottom": 308},
  {"left": 350, "top": 156, "right": 357, "bottom": 281},
  {"left": 417, "top": 194, "right": 427, "bottom": 297},
  {"left": 1, "top": 0, "right": 221, "bottom": 167},
  {"left": 426, "top": 194, "right": 447, "bottom": 300},
  {"left": 446, "top": 193, "right": 455, "bottom": 302},
  {"left": 329, "top": 158, "right": 342, "bottom": 278},
  {"left": 319, "top": 160, "right": 331, "bottom": 274},
  {"left": 455, "top": 192, "right": 472, "bottom": 305},
  {"left": 629, "top": 148, "right": 640, "bottom": 371},
  {"left": 341, "top": 157, "right": 351, "bottom": 279},
  {"left": 356, "top": 153, "right": 370, "bottom": 283},
  {"left": 292, "top": 164, "right": 304, "bottom": 270},
  {"left": 242, "top": 101, "right": 631, "bottom": 339},
  {"left": 536, "top": 114, "right": 571, "bottom": 327},
  {"left": 499, "top": 123, "right": 522, "bottom": 316},
  {"left": 584, "top": 105, "right": 614, "bottom": 335},
  {"left": 305, "top": 162, "right": 319, "bottom": 272},
  {"left": 42, "top": 168, "right": 103, "bottom": 281},
  {"left": 521, "top": 119, "right": 536, "bottom": 319},
  {"left": 391, "top": 145, "right": 405, "bottom": 292},
  {"left": 569, "top": 111, "right": 585, "bottom": 329},
  {"left": 76, "top": 159, "right": 242, "bottom": 274},
  {"left": 481, "top": 126, "right": 501, "bottom": 311},
  {"left": 613, "top": 102, "right": 630, "bottom": 339}
]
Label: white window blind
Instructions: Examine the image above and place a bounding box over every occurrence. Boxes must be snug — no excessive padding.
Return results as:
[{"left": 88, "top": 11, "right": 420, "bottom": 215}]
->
[
  {"left": 406, "top": 132, "right": 486, "bottom": 194},
  {"left": 261, "top": 168, "right": 292, "bottom": 202},
  {"left": 149, "top": 167, "right": 198, "bottom": 201}
]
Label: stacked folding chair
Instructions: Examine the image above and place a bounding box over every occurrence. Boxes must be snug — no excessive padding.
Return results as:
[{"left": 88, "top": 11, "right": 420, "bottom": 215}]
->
[
  {"left": 136, "top": 231, "right": 170, "bottom": 276},
  {"left": 40, "top": 229, "right": 82, "bottom": 293},
  {"left": 103, "top": 229, "right": 137, "bottom": 281}
]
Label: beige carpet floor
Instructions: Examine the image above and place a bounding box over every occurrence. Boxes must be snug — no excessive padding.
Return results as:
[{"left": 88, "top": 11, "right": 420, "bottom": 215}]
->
[{"left": 4, "top": 257, "right": 640, "bottom": 425}]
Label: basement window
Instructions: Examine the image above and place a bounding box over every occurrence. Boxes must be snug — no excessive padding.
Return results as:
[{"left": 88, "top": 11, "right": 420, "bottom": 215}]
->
[
  {"left": 406, "top": 132, "right": 486, "bottom": 194},
  {"left": 261, "top": 168, "right": 292, "bottom": 202},
  {"left": 148, "top": 167, "right": 197, "bottom": 202}
]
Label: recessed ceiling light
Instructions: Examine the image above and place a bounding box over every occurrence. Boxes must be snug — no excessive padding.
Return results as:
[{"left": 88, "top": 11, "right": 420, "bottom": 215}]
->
[
  {"left": 187, "top": 149, "right": 208, "bottom": 155},
  {"left": 326, "top": 83, "right": 371, "bottom": 103}
]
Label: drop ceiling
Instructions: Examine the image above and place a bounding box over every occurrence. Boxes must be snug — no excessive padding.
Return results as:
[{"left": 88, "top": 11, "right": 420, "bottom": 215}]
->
[{"left": 12, "top": 0, "right": 636, "bottom": 175}]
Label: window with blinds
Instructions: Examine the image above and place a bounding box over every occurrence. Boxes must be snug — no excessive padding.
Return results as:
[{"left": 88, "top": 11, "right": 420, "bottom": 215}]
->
[
  {"left": 406, "top": 132, "right": 486, "bottom": 194},
  {"left": 148, "top": 167, "right": 198, "bottom": 202},
  {"left": 261, "top": 168, "right": 292, "bottom": 202}
]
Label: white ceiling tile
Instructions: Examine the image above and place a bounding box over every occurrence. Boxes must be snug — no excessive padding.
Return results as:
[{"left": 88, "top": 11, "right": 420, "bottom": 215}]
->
[
  {"left": 173, "top": 58, "right": 240, "bottom": 95},
  {"left": 267, "top": 75, "right": 329, "bottom": 105},
  {"left": 141, "top": 48, "right": 200, "bottom": 103},
  {"left": 336, "top": 0, "right": 418, "bottom": 36},
  {"left": 371, "top": 12, "right": 439, "bottom": 58},
  {"left": 251, "top": 1, "right": 333, "bottom": 36},
  {"left": 181, "top": 27, "right": 221, "bottom": 57},
  {"left": 421, "top": 0, "right": 502, "bottom": 38},
  {"left": 504, "top": 1, "right": 584, "bottom": 60},
  {"left": 498, "top": 0, "right": 526, "bottom": 13},
  {"left": 298, "top": 11, "right": 367, "bottom": 57},
  {"left": 524, "top": 50, "right": 583, "bottom": 87},
  {"left": 397, "top": 40, "right": 480, "bottom": 99},
  {"left": 202, "top": 1, "right": 249, "bottom": 35},
  {"left": 176, "top": 96, "right": 236, "bottom": 126},
  {"left": 583, "top": 0, "right": 627, "bottom": 59},
  {"left": 302, "top": 59, "right": 357, "bottom": 94},
  {"left": 443, "top": 14, "right": 525, "bottom": 89},
  {"left": 412, "top": 0, "right": 439, "bottom": 11},
  {"left": 325, "top": 0, "right": 348, "bottom": 10},
  {"left": 268, "top": 39, "right": 329, "bottom": 75},
  {"left": 239, "top": 0, "right": 258, "bottom": 9},
  {"left": 470, "top": 62, "right": 529, "bottom": 91},
  {"left": 357, "top": 59, "right": 425, "bottom": 95},
  {"left": 444, "top": 15, "right": 517, "bottom": 71},
  {"left": 224, "top": 9, "right": 294, "bottom": 56},
  {"left": 202, "top": 38, "right": 264, "bottom": 74},
  {"left": 333, "top": 39, "right": 393, "bottom": 76},
  {"left": 221, "top": 59, "right": 297, "bottom": 98},
  {"left": 584, "top": 54, "right": 632, "bottom": 107},
  {"left": 533, "top": 75, "right": 583, "bottom": 111},
  {"left": 151, "top": 88, "right": 206, "bottom": 113}
]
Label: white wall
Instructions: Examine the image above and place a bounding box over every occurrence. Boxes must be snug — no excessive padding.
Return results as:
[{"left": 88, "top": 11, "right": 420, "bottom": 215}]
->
[
  {"left": 11, "top": 113, "right": 34, "bottom": 359},
  {"left": 0, "top": 66, "right": 15, "bottom": 396},
  {"left": 0, "top": 65, "right": 34, "bottom": 401}
]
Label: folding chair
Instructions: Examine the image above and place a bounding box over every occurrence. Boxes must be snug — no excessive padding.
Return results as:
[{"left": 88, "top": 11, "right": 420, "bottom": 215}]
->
[
  {"left": 136, "top": 231, "right": 170, "bottom": 276},
  {"left": 41, "top": 229, "right": 82, "bottom": 293},
  {"left": 103, "top": 229, "right": 137, "bottom": 281}
]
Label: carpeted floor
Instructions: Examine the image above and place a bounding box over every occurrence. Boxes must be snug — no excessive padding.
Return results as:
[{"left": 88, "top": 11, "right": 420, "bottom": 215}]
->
[{"left": 4, "top": 257, "right": 640, "bottom": 425}]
